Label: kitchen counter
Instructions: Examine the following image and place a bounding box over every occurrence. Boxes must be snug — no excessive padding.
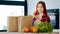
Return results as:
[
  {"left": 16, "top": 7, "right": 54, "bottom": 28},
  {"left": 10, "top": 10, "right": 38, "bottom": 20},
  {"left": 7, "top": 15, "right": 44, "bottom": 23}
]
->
[{"left": 0, "top": 32, "right": 59, "bottom": 34}]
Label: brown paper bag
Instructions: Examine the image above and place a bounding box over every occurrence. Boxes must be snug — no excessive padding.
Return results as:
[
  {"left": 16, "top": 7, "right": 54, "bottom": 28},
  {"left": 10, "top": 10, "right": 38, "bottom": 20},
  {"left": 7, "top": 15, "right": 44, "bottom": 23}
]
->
[
  {"left": 18, "top": 16, "right": 33, "bottom": 32},
  {"left": 7, "top": 16, "right": 18, "bottom": 32}
]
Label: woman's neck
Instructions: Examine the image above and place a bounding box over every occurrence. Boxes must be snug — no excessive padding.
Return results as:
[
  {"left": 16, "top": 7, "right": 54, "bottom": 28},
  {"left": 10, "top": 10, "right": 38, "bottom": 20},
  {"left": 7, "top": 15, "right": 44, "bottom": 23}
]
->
[{"left": 39, "top": 13, "right": 43, "bottom": 16}]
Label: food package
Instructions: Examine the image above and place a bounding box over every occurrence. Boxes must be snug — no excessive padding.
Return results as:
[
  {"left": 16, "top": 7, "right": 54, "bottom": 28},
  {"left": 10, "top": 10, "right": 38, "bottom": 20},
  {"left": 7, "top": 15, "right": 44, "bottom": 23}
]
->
[
  {"left": 7, "top": 16, "right": 18, "bottom": 32},
  {"left": 18, "top": 16, "right": 33, "bottom": 32}
]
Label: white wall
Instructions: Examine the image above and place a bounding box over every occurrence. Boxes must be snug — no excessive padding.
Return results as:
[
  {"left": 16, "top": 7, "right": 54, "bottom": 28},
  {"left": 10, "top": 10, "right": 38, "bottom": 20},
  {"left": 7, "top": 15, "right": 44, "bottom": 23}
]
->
[{"left": 27, "top": 0, "right": 60, "bottom": 16}]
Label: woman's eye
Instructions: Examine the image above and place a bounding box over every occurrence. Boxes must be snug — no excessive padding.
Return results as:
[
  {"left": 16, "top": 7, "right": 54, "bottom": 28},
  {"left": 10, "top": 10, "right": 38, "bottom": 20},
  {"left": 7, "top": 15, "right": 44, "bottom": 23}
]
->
[{"left": 40, "top": 6, "right": 43, "bottom": 8}]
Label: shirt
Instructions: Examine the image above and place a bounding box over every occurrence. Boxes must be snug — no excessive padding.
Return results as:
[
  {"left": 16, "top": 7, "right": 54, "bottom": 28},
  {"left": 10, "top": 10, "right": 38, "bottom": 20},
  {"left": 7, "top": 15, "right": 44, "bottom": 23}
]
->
[
  {"left": 34, "top": 15, "right": 42, "bottom": 27},
  {"left": 33, "top": 14, "right": 50, "bottom": 27}
]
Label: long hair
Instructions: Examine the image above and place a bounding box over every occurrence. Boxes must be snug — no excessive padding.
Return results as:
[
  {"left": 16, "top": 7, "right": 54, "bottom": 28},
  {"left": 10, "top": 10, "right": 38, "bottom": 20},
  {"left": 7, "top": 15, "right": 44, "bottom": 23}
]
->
[
  {"left": 34, "top": 1, "right": 47, "bottom": 15},
  {"left": 33, "top": 1, "right": 50, "bottom": 23}
]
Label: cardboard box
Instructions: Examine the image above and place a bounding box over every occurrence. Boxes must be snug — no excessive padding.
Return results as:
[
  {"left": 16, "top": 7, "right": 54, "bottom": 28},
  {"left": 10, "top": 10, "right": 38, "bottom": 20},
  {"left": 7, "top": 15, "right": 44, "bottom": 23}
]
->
[
  {"left": 7, "top": 16, "right": 18, "bottom": 32},
  {"left": 18, "top": 16, "right": 33, "bottom": 32}
]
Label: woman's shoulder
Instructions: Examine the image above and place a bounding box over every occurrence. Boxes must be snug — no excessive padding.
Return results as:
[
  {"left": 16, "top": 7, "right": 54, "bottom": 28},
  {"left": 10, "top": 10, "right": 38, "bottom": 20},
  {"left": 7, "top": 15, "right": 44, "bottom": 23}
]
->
[
  {"left": 42, "top": 14, "right": 49, "bottom": 18},
  {"left": 41, "top": 14, "right": 50, "bottom": 22}
]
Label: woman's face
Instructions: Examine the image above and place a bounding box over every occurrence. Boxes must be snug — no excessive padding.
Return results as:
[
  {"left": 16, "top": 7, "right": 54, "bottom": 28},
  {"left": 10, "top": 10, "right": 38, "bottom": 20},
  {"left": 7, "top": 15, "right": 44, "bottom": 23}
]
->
[{"left": 37, "top": 3, "right": 44, "bottom": 13}]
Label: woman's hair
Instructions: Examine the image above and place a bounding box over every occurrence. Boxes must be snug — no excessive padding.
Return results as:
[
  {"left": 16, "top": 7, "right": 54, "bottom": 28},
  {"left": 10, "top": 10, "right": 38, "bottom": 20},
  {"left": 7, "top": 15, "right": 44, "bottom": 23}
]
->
[{"left": 34, "top": 1, "right": 47, "bottom": 15}]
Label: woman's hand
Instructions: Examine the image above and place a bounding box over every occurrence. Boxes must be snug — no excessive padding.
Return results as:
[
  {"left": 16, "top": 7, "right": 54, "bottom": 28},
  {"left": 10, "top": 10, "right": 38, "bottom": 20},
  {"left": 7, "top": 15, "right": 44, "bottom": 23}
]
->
[{"left": 34, "top": 15, "right": 41, "bottom": 22}]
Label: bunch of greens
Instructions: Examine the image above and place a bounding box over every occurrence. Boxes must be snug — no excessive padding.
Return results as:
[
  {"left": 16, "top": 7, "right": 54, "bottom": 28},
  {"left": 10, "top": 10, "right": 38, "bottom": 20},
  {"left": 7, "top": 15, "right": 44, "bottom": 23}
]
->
[{"left": 38, "top": 22, "right": 53, "bottom": 33}]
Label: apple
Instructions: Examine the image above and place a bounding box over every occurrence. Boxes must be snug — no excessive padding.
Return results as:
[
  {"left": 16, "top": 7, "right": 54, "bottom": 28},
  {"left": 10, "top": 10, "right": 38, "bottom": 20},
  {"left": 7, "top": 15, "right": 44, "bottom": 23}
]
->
[
  {"left": 29, "top": 28, "right": 33, "bottom": 33},
  {"left": 22, "top": 27, "right": 29, "bottom": 33},
  {"left": 30, "top": 26, "right": 38, "bottom": 33}
]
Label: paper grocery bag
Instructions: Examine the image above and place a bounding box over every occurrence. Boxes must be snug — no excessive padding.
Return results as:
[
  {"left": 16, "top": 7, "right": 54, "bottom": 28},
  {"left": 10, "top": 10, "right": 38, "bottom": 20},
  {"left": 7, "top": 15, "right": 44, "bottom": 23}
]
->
[
  {"left": 18, "top": 16, "right": 33, "bottom": 32},
  {"left": 7, "top": 16, "right": 18, "bottom": 32}
]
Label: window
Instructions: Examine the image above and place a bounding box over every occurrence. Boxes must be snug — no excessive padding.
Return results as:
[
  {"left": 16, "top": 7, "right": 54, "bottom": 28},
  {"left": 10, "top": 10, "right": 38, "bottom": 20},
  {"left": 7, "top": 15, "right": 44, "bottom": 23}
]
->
[
  {"left": 0, "top": 0, "right": 27, "bottom": 32},
  {"left": 5, "top": 0, "right": 25, "bottom": 1},
  {"left": 0, "top": 5, "right": 24, "bottom": 30}
]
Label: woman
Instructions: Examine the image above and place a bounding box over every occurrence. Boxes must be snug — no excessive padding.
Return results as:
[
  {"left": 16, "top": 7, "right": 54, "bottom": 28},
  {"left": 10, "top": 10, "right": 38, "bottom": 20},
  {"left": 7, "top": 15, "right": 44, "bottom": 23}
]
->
[{"left": 33, "top": 1, "right": 50, "bottom": 26}]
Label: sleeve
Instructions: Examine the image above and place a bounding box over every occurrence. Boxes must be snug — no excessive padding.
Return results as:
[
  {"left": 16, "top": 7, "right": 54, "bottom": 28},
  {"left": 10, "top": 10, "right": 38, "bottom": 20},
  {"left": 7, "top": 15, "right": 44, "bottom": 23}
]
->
[
  {"left": 46, "top": 16, "right": 50, "bottom": 22},
  {"left": 33, "top": 18, "right": 36, "bottom": 23},
  {"left": 41, "top": 15, "right": 50, "bottom": 22}
]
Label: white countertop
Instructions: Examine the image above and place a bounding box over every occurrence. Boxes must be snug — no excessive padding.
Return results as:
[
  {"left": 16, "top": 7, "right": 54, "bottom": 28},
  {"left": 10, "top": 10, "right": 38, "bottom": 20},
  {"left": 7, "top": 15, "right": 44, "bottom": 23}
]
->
[{"left": 0, "top": 29, "right": 59, "bottom": 34}]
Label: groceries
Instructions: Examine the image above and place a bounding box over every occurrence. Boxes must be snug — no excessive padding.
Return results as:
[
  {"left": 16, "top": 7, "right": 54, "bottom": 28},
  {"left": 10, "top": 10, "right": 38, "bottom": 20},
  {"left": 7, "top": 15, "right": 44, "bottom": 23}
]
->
[
  {"left": 22, "top": 22, "right": 53, "bottom": 33},
  {"left": 38, "top": 22, "right": 53, "bottom": 33},
  {"left": 22, "top": 27, "right": 29, "bottom": 33},
  {"left": 22, "top": 26, "right": 38, "bottom": 33},
  {"left": 7, "top": 16, "right": 18, "bottom": 32},
  {"left": 30, "top": 26, "right": 38, "bottom": 33},
  {"left": 18, "top": 16, "right": 33, "bottom": 32},
  {"left": 8, "top": 16, "right": 53, "bottom": 33}
]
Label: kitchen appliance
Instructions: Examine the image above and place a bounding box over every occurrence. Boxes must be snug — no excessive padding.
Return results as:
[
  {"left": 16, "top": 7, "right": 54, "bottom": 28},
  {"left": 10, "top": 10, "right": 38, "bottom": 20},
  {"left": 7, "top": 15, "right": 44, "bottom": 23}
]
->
[{"left": 47, "top": 9, "right": 59, "bottom": 29}]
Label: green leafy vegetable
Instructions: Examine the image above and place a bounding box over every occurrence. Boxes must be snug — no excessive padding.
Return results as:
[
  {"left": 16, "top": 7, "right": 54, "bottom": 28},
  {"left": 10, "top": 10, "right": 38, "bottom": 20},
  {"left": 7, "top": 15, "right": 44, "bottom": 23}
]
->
[{"left": 38, "top": 22, "right": 54, "bottom": 33}]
